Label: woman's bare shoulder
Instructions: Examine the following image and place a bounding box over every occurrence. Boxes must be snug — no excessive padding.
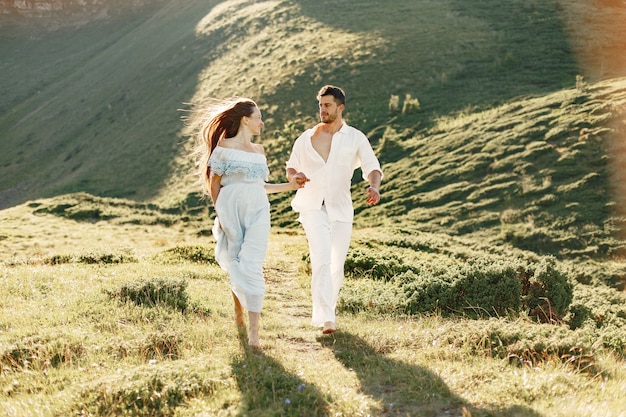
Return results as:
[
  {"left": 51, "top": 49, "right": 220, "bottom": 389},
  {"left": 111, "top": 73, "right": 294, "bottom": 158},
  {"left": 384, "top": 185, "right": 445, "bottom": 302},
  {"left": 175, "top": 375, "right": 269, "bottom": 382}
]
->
[{"left": 252, "top": 143, "right": 265, "bottom": 155}]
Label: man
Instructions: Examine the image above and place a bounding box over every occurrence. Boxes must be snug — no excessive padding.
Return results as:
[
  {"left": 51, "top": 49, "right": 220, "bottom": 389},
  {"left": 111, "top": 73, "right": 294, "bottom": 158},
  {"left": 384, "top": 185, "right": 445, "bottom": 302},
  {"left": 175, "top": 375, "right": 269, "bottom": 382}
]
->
[{"left": 286, "top": 85, "right": 383, "bottom": 334}]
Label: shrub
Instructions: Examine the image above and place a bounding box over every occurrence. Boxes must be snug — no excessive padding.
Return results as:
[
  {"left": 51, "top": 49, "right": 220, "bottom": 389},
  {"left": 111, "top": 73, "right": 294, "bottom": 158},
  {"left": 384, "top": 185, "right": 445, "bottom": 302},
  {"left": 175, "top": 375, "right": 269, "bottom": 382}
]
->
[
  {"left": 107, "top": 278, "right": 189, "bottom": 312},
  {"left": 564, "top": 283, "right": 626, "bottom": 355},
  {"left": 77, "top": 251, "right": 137, "bottom": 264},
  {"left": 398, "top": 259, "right": 522, "bottom": 317},
  {"left": 520, "top": 257, "right": 573, "bottom": 322},
  {"left": 153, "top": 245, "right": 215, "bottom": 265},
  {"left": 340, "top": 253, "right": 572, "bottom": 322},
  {"left": 338, "top": 278, "right": 405, "bottom": 315},
  {"left": 42, "top": 251, "right": 137, "bottom": 265},
  {"left": 43, "top": 254, "right": 74, "bottom": 265},
  {"left": 344, "top": 248, "right": 410, "bottom": 281}
]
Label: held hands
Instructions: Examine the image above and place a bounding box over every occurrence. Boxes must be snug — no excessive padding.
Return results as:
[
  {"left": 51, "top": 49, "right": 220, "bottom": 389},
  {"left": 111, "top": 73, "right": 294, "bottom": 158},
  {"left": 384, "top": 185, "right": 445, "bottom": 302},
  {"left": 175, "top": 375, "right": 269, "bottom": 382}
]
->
[
  {"left": 365, "top": 186, "right": 381, "bottom": 205},
  {"left": 290, "top": 172, "right": 310, "bottom": 190}
]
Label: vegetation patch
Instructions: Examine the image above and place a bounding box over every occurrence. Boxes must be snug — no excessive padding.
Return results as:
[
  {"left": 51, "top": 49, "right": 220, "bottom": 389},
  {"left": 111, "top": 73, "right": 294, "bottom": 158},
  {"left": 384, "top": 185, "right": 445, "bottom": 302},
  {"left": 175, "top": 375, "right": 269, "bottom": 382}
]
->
[
  {"left": 437, "top": 318, "right": 602, "bottom": 375},
  {"left": 152, "top": 245, "right": 216, "bottom": 265},
  {"left": 1, "top": 334, "right": 85, "bottom": 374},
  {"left": 70, "top": 362, "right": 222, "bottom": 417},
  {"left": 342, "top": 245, "right": 572, "bottom": 321},
  {"left": 42, "top": 250, "right": 137, "bottom": 265},
  {"left": 107, "top": 277, "right": 189, "bottom": 312}
]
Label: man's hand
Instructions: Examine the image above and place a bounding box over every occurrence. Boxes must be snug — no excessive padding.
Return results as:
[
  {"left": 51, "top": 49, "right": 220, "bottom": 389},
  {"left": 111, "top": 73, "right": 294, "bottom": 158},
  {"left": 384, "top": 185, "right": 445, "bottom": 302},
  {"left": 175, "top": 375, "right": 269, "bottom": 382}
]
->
[
  {"left": 365, "top": 186, "right": 380, "bottom": 205},
  {"left": 365, "top": 170, "right": 382, "bottom": 206}
]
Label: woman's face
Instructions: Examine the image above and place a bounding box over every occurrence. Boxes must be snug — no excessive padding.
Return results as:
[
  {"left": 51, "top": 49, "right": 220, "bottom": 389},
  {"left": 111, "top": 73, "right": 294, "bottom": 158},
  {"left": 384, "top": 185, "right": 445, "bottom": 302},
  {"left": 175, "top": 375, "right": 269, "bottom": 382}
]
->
[{"left": 246, "top": 107, "right": 264, "bottom": 136}]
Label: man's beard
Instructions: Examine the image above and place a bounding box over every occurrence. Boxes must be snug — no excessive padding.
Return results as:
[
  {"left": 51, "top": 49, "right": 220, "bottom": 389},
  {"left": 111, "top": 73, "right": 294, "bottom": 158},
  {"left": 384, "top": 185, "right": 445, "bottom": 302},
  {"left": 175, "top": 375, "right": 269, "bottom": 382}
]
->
[{"left": 321, "top": 112, "right": 336, "bottom": 123}]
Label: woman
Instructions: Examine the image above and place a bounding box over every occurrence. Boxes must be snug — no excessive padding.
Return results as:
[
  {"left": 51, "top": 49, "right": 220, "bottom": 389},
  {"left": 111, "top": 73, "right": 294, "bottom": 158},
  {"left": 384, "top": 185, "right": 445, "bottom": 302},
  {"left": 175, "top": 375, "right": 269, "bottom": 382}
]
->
[{"left": 195, "top": 98, "right": 306, "bottom": 348}]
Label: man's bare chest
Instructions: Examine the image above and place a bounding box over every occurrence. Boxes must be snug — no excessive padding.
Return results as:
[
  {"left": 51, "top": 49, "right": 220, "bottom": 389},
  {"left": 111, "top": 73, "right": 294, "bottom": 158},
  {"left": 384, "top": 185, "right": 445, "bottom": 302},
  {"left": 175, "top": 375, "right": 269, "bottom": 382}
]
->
[{"left": 311, "top": 131, "right": 333, "bottom": 162}]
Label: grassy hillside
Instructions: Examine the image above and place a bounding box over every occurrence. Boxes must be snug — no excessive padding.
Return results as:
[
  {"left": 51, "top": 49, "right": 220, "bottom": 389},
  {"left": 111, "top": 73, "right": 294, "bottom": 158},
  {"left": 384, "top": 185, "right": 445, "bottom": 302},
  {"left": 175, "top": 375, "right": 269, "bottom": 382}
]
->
[
  {"left": 2, "top": 0, "right": 626, "bottom": 257},
  {"left": 0, "top": 0, "right": 217, "bottom": 204},
  {"left": 349, "top": 78, "right": 626, "bottom": 259},
  {"left": 1, "top": 0, "right": 608, "bottom": 209},
  {"left": 0, "top": 202, "right": 625, "bottom": 416},
  {"left": 1, "top": 2, "right": 626, "bottom": 415}
]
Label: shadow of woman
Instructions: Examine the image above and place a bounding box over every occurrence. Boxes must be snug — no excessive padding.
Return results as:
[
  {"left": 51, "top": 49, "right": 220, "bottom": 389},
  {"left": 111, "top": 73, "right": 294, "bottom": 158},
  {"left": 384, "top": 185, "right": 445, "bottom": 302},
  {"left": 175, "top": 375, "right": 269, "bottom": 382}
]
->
[
  {"left": 318, "top": 331, "right": 543, "bottom": 417},
  {"left": 231, "top": 331, "right": 331, "bottom": 417}
]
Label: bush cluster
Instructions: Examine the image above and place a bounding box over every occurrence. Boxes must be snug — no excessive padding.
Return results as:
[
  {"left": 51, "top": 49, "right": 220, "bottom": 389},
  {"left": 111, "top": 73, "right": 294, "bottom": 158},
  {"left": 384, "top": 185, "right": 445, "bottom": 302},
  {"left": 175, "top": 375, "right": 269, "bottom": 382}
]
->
[
  {"left": 152, "top": 245, "right": 215, "bottom": 264},
  {"left": 398, "top": 258, "right": 523, "bottom": 317},
  {"left": 107, "top": 277, "right": 189, "bottom": 312},
  {"left": 43, "top": 251, "right": 137, "bottom": 265},
  {"left": 342, "top": 247, "right": 572, "bottom": 320}
]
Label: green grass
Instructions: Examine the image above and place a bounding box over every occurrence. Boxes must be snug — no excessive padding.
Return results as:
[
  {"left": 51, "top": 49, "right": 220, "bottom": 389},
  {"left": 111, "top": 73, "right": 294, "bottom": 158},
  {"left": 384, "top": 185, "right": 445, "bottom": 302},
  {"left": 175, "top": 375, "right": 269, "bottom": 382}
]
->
[
  {"left": 1, "top": 1, "right": 626, "bottom": 415},
  {"left": 0, "top": 208, "right": 625, "bottom": 416},
  {"left": 348, "top": 78, "right": 626, "bottom": 259}
]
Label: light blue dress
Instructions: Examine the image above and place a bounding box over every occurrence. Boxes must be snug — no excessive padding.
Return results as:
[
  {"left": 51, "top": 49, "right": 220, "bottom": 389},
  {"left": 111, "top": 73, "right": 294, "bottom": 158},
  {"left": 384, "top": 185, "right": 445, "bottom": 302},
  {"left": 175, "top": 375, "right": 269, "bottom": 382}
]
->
[{"left": 208, "top": 146, "right": 270, "bottom": 313}]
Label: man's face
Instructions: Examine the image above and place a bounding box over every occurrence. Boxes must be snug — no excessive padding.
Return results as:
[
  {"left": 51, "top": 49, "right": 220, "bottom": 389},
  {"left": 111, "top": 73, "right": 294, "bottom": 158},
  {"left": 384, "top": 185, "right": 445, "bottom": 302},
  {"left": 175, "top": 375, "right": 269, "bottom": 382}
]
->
[{"left": 318, "top": 95, "right": 343, "bottom": 123}]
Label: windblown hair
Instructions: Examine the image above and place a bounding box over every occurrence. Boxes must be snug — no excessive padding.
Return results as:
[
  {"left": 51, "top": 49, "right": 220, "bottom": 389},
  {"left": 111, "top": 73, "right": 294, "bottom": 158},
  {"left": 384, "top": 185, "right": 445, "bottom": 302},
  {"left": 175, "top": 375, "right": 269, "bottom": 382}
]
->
[{"left": 192, "top": 98, "right": 257, "bottom": 195}]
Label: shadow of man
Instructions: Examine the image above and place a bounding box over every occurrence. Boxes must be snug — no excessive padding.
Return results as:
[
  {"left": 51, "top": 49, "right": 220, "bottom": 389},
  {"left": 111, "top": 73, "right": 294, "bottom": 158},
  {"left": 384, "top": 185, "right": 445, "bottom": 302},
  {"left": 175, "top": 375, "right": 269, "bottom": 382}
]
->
[
  {"left": 231, "top": 331, "right": 331, "bottom": 416},
  {"left": 318, "top": 331, "right": 543, "bottom": 417}
]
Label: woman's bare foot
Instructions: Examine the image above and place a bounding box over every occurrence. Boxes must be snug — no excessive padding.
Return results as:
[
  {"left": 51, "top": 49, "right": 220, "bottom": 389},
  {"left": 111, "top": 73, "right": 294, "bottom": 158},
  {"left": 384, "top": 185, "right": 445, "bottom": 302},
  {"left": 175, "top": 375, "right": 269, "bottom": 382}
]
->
[
  {"left": 233, "top": 292, "right": 245, "bottom": 328},
  {"left": 248, "top": 333, "right": 261, "bottom": 349}
]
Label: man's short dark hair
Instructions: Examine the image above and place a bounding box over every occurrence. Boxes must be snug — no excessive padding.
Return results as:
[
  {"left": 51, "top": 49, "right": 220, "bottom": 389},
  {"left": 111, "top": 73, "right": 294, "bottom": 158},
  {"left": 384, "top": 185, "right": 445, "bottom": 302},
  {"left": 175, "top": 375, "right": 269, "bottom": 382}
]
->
[{"left": 317, "top": 85, "right": 346, "bottom": 106}]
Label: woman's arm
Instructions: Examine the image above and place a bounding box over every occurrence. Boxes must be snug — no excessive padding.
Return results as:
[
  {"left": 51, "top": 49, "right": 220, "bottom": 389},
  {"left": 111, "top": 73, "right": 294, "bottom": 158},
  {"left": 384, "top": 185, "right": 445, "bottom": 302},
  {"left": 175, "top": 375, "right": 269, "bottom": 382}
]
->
[
  {"left": 264, "top": 176, "right": 301, "bottom": 194},
  {"left": 210, "top": 173, "right": 222, "bottom": 206}
]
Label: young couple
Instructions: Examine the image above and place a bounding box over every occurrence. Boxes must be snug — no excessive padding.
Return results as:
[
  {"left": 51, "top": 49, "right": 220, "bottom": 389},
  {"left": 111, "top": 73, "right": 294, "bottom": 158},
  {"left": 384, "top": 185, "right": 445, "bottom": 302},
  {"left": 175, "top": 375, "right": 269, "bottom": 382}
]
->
[{"left": 195, "top": 85, "right": 383, "bottom": 348}]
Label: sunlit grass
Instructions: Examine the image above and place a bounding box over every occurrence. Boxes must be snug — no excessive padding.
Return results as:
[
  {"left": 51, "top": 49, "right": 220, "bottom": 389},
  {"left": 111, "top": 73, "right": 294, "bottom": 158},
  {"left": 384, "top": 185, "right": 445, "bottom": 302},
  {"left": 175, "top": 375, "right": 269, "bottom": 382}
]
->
[
  {"left": 1, "top": 0, "right": 626, "bottom": 415},
  {"left": 0, "top": 206, "right": 625, "bottom": 416}
]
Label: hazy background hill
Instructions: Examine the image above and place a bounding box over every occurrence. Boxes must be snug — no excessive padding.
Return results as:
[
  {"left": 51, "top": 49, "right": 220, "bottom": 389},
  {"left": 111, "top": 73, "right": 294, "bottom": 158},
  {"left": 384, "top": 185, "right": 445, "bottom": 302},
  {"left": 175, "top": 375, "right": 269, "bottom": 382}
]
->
[{"left": 1, "top": 0, "right": 626, "bottom": 257}]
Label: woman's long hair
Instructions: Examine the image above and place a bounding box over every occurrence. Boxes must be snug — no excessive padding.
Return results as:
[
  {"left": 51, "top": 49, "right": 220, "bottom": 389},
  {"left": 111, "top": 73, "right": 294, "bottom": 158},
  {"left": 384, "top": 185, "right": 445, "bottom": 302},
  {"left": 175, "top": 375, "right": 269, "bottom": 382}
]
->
[{"left": 193, "top": 98, "right": 257, "bottom": 195}]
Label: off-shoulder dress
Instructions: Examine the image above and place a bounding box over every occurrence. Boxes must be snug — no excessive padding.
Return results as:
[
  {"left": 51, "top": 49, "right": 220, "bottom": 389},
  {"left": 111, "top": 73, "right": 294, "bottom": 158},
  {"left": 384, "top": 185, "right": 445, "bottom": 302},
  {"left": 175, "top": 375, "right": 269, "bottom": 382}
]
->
[{"left": 208, "top": 146, "right": 270, "bottom": 313}]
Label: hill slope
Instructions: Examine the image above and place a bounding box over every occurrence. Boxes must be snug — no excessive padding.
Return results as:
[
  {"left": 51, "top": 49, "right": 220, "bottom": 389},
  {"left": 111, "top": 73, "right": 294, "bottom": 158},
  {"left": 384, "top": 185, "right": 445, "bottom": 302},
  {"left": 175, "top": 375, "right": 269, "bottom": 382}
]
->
[
  {"left": 1, "top": 0, "right": 626, "bottom": 258},
  {"left": 346, "top": 78, "right": 626, "bottom": 259},
  {"left": 0, "top": 0, "right": 595, "bottom": 202}
]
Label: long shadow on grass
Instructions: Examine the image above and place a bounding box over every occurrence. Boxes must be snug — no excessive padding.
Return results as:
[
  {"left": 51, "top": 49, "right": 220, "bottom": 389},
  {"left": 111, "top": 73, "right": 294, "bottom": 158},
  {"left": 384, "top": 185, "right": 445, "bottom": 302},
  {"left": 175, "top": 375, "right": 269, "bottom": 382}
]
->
[
  {"left": 231, "top": 333, "right": 331, "bottom": 417},
  {"left": 318, "top": 331, "right": 543, "bottom": 417}
]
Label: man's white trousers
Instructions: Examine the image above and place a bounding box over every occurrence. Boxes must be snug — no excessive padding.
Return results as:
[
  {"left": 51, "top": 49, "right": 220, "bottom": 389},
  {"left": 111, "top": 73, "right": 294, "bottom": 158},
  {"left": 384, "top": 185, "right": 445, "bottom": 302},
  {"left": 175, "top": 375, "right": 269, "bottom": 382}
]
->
[{"left": 300, "top": 206, "right": 352, "bottom": 327}]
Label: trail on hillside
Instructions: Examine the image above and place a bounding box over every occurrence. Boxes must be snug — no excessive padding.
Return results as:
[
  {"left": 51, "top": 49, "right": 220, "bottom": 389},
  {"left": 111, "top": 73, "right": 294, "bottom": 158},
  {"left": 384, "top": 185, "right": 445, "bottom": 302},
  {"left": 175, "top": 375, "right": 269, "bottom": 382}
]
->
[
  {"left": 261, "top": 233, "right": 327, "bottom": 353},
  {"left": 257, "top": 233, "right": 485, "bottom": 417}
]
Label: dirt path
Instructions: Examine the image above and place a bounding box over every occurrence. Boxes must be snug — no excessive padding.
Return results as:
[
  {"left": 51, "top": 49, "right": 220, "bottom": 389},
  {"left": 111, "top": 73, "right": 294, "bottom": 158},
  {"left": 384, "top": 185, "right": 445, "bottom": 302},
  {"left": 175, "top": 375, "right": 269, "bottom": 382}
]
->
[{"left": 261, "top": 232, "right": 330, "bottom": 353}]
